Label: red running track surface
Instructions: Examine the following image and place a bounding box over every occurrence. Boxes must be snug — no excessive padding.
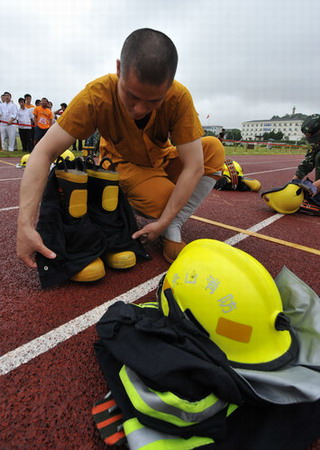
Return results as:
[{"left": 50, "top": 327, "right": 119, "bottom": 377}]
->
[{"left": 1, "top": 155, "right": 319, "bottom": 449}]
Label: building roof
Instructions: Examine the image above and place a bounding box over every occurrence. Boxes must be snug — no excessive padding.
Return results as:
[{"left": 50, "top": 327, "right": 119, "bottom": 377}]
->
[{"left": 244, "top": 113, "right": 307, "bottom": 124}]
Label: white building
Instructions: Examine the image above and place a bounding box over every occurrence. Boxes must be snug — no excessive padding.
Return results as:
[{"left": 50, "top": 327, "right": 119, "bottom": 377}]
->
[
  {"left": 202, "top": 125, "right": 224, "bottom": 135},
  {"left": 241, "top": 110, "right": 307, "bottom": 142}
]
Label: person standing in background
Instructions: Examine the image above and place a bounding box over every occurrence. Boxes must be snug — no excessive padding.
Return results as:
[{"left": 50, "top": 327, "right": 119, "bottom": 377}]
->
[
  {"left": 33, "top": 97, "right": 53, "bottom": 145},
  {"left": 24, "top": 94, "right": 35, "bottom": 110},
  {"left": 17, "top": 98, "right": 34, "bottom": 152},
  {"left": 0, "top": 92, "right": 18, "bottom": 151},
  {"left": 218, "top": 128, "right": 225, "bottom": 142},
  {"left": 24, "top": 94, "right": 35, "bottom": 145},
  {"left": 54, "top": 103, "right": 67, "bottom": 119}
]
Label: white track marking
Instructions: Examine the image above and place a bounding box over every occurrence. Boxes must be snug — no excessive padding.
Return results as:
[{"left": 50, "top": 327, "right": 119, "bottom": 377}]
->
[
  {"left": 224, "top": 214, "right": 283, "bottom": 245},
  {"left": 0, "top": 178, "right": 22, "bottom": 182},
  {"left": 245, "top": 166, "right": 296, "bottom": 176},
  {"left": 0, "top": 274, "right": 164, "bottom": 375},
  {"left": 0, "top": 212, "right": 284, "bottom": 375},
  {"left": 0, "top": 206, "right": 19, "bottom": 212}
]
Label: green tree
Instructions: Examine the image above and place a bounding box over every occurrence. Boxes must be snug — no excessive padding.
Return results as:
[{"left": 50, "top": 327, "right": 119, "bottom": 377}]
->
[
  {"left": 203, "top": 129, "right": 216, "bottom": 137},
  {"left": 226, "top": 129, "right": 241, "bottom": 140},
  {"left": 262, "top": 131, "right": 284, "bottom": 141}
]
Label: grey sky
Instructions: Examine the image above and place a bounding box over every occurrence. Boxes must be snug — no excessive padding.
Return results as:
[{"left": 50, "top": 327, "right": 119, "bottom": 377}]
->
[{"left": 2, "top": 0, "right": 319, "bottom": 128}]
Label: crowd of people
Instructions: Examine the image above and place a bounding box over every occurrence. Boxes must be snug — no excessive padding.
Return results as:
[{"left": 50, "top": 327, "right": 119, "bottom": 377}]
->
[{"left": 0, "top": 93, "right": 71, "bottom": 152}]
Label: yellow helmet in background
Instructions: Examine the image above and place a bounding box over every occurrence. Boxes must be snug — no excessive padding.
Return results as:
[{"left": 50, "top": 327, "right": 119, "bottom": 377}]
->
[
  {"left": 261, "top": 183, "right": 304, "bottom": 214},
  {"left": 54, "top": 149, "right": 75, "bottom": 164},
  {"left": 60, "top": 149, "right": 75, "bottom": 161},
  {"left": 242, "top": 177, "right": 262, "bottom": 192},
  {"left": 20, "top": 153, "right": 31, "bottom": 167},
  {"left": 223, "top": 160, "right": 244, "bottom": 178},
  {"left": 158, "top": 239, "right": 296, "bottom": 369}
]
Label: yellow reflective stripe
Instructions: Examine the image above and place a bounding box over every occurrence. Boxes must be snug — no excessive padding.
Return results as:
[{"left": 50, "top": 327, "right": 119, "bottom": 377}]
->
[
  {"left": 102, "top": 185, "right": 118, "bottom": 211},
  {"left": 55, "top": 170, "right": 87, "bottom": 183},
  {"left": 227, "top": 403, "right": 238, "bottom": 416},
  {"left": 86, "top": 168, "right": 119, "bottom": 181},
  {"left": 150, "top": 386, "right": 219, "bottom": 414},
  {"left": 124, "top": 418, "right": 214, "bottom": 450},
  {"left": 123, "top": 417, "right": 144, "bottom": 434},
  {"left": 69, "top": 189, "right": 87, "bottom": 217},
  {"left": 120, "top": 366, "right": 197, "bottom": 427},
  {"left": 133, "top": 302, "right": 159, "bottom": 309},
  {"left": 122, "top": 366, "right": 229, "bottom": 423}
]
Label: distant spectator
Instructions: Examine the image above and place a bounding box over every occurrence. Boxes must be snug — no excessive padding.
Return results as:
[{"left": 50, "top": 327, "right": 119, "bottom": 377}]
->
[
  {"left": 54, "top": 103, "right": 67, "bottom": 119},
  {"left": 218, "top": 128, "right": 226, "bottom": 142},
  {"left": 35, "top": 99, "right": 41, "bottom": 107},
  {"left": 48, "top": 102, "right": 56, "bottom": 124},
  {"left": 24, "top": 94, "right": 35, "bottom": 110},
  {"left": 0, "top": 92, "right": 18, "bottom": 151},
  {"left": 0, "top": 94, "right": 5, "bottom": 149},
  {"left": 85, "top": 129, "right": 101, "bottom": 155},
  {"left": 33, "top": 97, "right": 53, "bottom": 145},
  {"left": 17, "top": 98, "right": 34, "bottom": 152},
  {"left": 24, "top": 94, "right": 35, "bottom": 144}
]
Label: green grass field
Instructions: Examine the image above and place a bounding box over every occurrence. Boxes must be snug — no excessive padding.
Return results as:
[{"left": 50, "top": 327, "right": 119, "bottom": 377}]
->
[
  {"left": 0, "top": 138, "right": 306, "bottom": 159},
  {"left": 225, "top": 144, "right": 305, "bottom": 155}
]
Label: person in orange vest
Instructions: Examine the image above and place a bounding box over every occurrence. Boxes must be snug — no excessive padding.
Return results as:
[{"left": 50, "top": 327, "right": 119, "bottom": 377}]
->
[{"left": 33, "top": 97, "right": 53, "bottom": 145}]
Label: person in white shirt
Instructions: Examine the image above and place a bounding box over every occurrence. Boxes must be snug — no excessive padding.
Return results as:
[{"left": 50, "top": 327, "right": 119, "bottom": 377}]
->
[
  {"left": 0, "top": 92, "right": 18, "bottom": 151},
  {"left": 17, "top": 98, "right": 34, "bottom": 153}
]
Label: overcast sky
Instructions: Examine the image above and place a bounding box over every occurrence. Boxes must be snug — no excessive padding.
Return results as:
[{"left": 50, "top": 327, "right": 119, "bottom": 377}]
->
[{"left": 2, "top": 0, "right": 319, "bottom": 128}]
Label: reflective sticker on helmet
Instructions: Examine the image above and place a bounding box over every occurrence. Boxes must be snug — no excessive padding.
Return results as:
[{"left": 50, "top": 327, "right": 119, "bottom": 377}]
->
[
  {"left": 217, "top": 294, "right": 236, "bottom": 313},
  {"left": 184, "top": 271, "right": 198, "bottom": 284},
  {"left": 205, "top": 275, "right": 220, "bottom": 294},
  {"left": 216, "top": 317, "right": 253, "bottom": 343}
]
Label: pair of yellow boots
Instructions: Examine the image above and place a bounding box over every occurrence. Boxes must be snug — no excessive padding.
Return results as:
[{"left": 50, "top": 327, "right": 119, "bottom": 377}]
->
[{"left": 55, "top": 156, "right": 136, "bottom": 283}]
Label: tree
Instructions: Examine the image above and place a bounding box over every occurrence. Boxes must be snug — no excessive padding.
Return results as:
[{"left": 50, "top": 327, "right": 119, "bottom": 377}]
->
[
  {"left": 262, "top": 131, "right": 284, "bottom": 141},
  {"left": 226, "top": 129, "right": 241, "bottom": 141},
  {"left": 203, "top": 129, "right": 216, "bottom": 137}
]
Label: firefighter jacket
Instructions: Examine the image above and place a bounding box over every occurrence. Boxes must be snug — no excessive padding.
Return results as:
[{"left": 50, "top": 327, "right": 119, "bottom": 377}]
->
[{"left": 94, "top": 267, "right": 320, "bottom": 449}]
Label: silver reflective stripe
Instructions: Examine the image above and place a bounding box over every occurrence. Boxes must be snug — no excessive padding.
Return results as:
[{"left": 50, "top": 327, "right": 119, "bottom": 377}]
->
[
  {"left": 124, "top": 419, "right": 214, "bottom": 450},
  {"left": 125, "top": 366, "right": 228, "bottom": 422},
  {"left": 126, "top": 425, "right": 182, "bottom": 450},
  {"left": 236, "top": 365, "right": 320, "bottom": 404},
  {"left": 276, "top": 266, "right": 320, "bottom": 368},
  {"left": 235, "top": 267, "right": 320, "bottom": 405}
]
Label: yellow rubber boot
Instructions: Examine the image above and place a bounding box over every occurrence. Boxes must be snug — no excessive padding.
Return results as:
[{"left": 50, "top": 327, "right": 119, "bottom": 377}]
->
[
  {"left": 85, "top": 157, "right": 137, "bottom": 270},
  {"left": 105, "top": 251, "right": 136, "bottom": 269},
  {"left": 55, "top": 160, "right": 88, "bottom": 221},
  {"left": 82, "top": 146, "right": 95, "bottom": 158},
  {"left": 71, "top": 257, "right": 106, "bottom": 282},
  {"left": 242, "top": 177, "right": 262, "bottom": 192}
]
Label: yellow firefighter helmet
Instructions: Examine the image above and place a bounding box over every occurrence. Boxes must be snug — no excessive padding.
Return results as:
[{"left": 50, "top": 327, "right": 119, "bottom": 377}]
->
[{"left": 158, "top": 239, "right": 297, "bottom": 369}]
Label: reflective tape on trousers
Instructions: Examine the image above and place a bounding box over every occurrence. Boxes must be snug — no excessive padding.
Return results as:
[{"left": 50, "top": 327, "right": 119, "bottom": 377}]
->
[
  {"left": 120, "top": 365, "right": 229, "bottom": 427},
  {"left": 124, "top": 417, "right": 214, "bottom": 450}
]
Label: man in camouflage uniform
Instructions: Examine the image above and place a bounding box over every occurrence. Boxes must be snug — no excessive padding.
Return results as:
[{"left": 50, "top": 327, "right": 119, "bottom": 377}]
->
[{"left": 294, "top": 114, "right": 320, "bottom": 181}]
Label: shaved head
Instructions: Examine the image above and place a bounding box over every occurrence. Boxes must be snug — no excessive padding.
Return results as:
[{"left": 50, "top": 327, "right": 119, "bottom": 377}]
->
[{"left": 120, "top": 28, "right": 178, "bottom": 86}]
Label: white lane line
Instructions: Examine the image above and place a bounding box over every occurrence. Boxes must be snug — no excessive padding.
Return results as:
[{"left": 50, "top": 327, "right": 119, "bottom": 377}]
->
[
  {"left": 0, "top": 206, "right": 19, "bottom": 212},
  {"left": 245, "top": 166, "right": 296, "bottom": 176},
  {"left": 0, "top": 212, "right": 283, "bottom": 375},
  {"left": 224, "top": 213, "right": 283, "bottom": 246},
  {"left": 0, "top": 274, "right": 164, "bottom": 375},
  {"left": 0, "top": 178, "right": 22, "bottom": 182}
]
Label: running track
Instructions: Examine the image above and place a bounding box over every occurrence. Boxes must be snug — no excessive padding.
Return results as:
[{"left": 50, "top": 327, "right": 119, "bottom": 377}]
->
[{"left": 1, "top": 154, "right": 319, "bottom": 449}]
